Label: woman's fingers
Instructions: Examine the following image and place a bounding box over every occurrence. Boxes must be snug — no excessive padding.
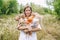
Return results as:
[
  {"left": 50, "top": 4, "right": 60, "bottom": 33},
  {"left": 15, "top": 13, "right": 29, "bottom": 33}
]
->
[{"left": 24, "top": 30, "right": 29, "bottom": 33}]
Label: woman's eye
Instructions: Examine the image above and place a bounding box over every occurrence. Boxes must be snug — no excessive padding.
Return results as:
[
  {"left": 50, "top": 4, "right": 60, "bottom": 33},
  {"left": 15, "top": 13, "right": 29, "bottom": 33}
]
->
[{"left": 26, "top": 10, "right": 30, "bottom": 11}]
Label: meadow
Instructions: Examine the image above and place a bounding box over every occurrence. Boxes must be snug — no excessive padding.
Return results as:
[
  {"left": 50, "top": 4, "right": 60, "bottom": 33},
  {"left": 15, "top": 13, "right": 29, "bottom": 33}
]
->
[{"left": 0, "top": 13, "right": 60, "bottom": 40}]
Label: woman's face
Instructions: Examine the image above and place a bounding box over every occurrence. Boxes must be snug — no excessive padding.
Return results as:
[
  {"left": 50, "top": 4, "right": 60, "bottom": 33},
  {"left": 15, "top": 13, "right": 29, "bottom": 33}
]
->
[{"left": 25, "top": 7, "right": 31, "bottom": 17}]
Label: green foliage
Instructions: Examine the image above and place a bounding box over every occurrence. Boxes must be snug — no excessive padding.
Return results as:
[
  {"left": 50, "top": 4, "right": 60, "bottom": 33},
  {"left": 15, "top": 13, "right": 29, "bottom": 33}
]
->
[
  {"left": 19, "top": 3, "right": 50, "bottom": 15},
  {"left": 19, "top": 4, "right": 24, "bottom": 13},
  {"left": 53, "top": 0, "right": 60, "bottom": 20},
  {"left": 30, "top": 3, "right": 45, "bottom": 15},
  {"left": 43, "top": 8, "right": 52, "bottom": 14},
  {"left": 47, "top": 0, "right": 60, "bottom": 20},
  {"left": 0, "top": 0, "right": 3, "bottom": 14},
  {"left": 0, "top": 0, "right": 18, "bottom": 15},
  {"left": 8, "top": 0, "right": 18, "bottom": 14},
  {"left": 22, "top": 3, "right": 53, "bottom": 15}
]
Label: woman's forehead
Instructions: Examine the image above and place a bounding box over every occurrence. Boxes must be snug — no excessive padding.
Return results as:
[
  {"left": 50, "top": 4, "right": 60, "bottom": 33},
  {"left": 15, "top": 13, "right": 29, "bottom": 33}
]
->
[{"left": 25, "top": 7, "right": 31, "bottom": 10}]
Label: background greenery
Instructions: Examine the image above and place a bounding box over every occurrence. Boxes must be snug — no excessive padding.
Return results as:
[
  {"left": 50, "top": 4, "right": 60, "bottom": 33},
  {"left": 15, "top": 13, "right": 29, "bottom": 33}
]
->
[{"left": 0, "top": 0, "right": 60, "bottom": 40}]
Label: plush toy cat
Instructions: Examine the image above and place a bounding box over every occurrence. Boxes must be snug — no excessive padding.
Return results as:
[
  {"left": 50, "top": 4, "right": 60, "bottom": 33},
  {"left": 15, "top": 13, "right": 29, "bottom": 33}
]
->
[{"left": 17, "top": 14, "right": 38, "bottom": 36}]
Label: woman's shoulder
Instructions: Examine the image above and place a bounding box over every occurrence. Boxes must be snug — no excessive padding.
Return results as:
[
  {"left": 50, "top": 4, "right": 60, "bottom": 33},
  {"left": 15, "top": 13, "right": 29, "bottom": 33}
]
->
[
  {"left": 32, "top": 12, "right": 40, "bottom": 18},
  {"left": 32, "top": 12, "right": 44, "bottom": 21}
]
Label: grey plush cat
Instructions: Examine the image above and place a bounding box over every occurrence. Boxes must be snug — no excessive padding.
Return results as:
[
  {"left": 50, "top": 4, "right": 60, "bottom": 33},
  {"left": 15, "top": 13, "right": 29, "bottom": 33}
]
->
[{"left": 31, "top": 18, "right": 39, "bottom": 28}]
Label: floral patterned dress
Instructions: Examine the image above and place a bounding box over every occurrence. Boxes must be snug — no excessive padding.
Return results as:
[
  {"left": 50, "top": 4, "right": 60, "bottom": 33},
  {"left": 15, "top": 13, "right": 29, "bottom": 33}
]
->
[{"left": 18, "top": 15, "right": 42, "bottom": 40}]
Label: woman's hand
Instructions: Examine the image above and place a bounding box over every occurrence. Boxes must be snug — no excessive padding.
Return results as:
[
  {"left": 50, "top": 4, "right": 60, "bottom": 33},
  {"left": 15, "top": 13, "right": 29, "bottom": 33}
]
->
[
  {"left": 24, "top": 29, "right": 29, "bottom": 33},
  {"left": 17, "top": 26, "right": 28, "bottom": 30},
  {"left": 24, "top": 29, "right": 32, "bottom": 35}
]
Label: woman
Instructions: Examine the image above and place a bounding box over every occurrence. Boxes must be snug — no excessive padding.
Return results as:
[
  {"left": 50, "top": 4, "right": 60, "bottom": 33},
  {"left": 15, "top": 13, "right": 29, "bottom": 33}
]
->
[{"left": 15, "top": 6, "right": 42, "bottom": 40}]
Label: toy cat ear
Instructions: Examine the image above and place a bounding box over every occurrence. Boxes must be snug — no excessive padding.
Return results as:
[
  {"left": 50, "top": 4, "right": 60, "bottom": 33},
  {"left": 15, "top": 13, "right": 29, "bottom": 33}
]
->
[
  {"left": 15, "top": 16, "right": 20, "bottom": 21},
  {"left": 21, "top": 14, "right": 25, "bottom": 19},
  {"left": 31, "top": 13, "right": 35, "bottom": 17}
]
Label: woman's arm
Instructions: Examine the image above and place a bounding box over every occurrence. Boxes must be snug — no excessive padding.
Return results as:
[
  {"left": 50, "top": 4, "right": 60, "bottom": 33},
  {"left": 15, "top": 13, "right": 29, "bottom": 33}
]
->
[
  {"left": 17, "top": 26, "right": 28, "bottom": 30},
  {"left": 17, "top": 23, "right": 28, "bottom": 30},
  {"left": 31, "top": 28, "right": 40, "bottom": 32}
]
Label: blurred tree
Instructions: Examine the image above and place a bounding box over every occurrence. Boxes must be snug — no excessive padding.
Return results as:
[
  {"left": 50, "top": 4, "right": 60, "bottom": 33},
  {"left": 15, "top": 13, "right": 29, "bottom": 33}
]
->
[
  {"left": 1, "top": 0, "right": 9, "bottom": 14},
  {"left": 53, "top": 0, "right": 60, "bottom": 20},
  {"left": 30, "top": 3, "right": 45, "bottom": 15},
  {"left": 43, "top": 7, "right": 53, "bottom": 15},
  {"left": 0, "top": 0, "right": 18, "bottom": 15},
  {"left": 19, "top": 4, "right": 24, "bottom": 13},
  {"left": 0, "top": 0, "right": 3, "bottom": 14},
  {"left": 46, "top": 0, "right": 60, "bottom": 20},
  {"left": 8, "top": 0, "right": 18, "bottom": 14}
]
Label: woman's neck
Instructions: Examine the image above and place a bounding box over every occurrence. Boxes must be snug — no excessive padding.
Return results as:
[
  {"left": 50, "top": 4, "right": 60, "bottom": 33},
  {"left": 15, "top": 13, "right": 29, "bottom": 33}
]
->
[
  {"left": 25, "top": 14, "right": 32, "bottom": 18},
  {"left": 24, "top": 13, "right": 35, "bottom": 18}
]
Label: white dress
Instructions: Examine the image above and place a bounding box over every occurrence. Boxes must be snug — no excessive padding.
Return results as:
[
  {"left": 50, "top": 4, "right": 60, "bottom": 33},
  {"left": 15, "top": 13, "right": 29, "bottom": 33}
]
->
[{"left": 18, "top": 16, "right": 42, "bottom": 40}]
